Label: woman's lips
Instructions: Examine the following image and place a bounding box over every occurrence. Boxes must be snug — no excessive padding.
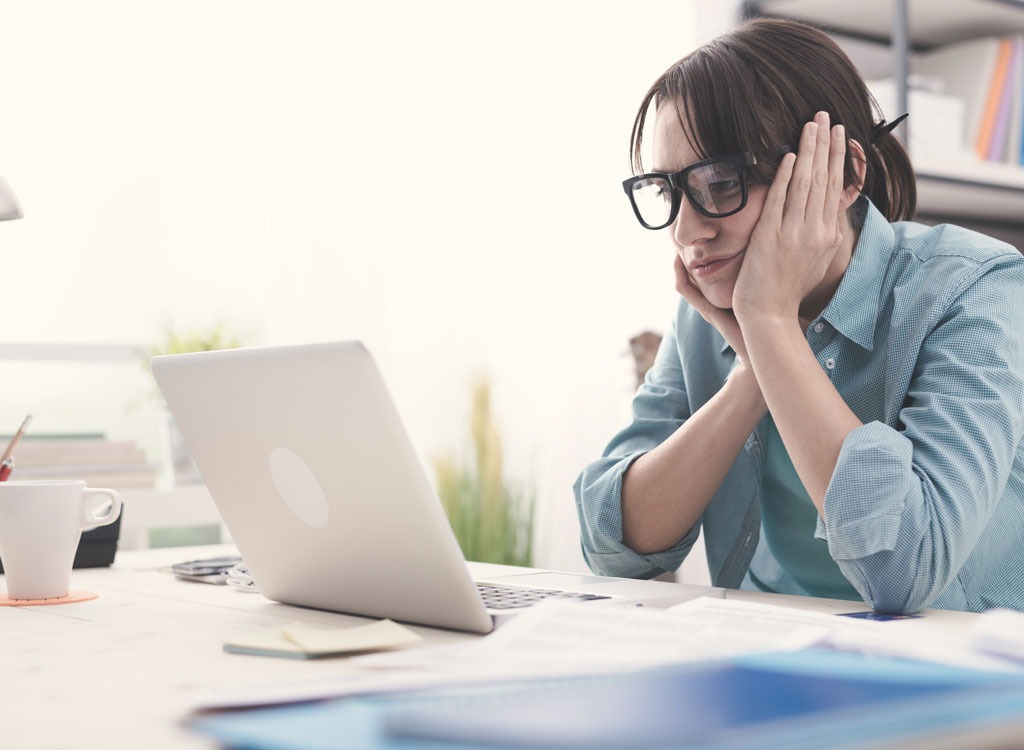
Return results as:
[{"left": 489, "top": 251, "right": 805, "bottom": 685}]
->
[{"left": 690, "top": 250, "right": 743, "bottom": 278}]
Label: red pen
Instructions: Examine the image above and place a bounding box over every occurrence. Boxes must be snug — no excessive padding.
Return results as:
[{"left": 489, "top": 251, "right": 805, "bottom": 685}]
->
[
  {"left": 0, "top": 414, "right": 31, "bottom": 466},
  {"left": 1, "top": 414, "right": 31, "bottom": 482}
]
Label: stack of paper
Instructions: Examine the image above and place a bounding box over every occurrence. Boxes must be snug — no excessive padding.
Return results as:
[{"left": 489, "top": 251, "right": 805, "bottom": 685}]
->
[
  {"left": 188, "top": 599, "right": 1024, "bottom": 750},
  {"left": 8, "top": 434, "right": 158, "bottom": 488}
]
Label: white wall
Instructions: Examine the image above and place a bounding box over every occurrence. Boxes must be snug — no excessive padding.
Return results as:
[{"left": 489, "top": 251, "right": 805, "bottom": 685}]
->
[{"left": 0, "top": 1, "right": 740, "bottom": 573}]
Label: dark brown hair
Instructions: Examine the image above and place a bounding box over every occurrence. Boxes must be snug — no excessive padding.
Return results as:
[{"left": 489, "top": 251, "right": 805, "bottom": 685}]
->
[{"left": 629, "top": 18, "right": 916, "bottom": 226}]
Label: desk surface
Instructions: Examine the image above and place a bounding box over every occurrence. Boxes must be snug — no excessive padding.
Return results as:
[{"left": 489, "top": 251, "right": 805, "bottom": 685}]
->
[{"left": 0, "top": 545, "right": 980, "bottom": 750}]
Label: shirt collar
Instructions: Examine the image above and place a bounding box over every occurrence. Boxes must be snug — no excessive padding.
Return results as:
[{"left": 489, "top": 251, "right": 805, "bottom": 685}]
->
[
  {"left": 715, "top": 201, "right": 894, "bottom": 355},
  {"left": 818, "top": 200, "right": 894, "bottom": 351}
]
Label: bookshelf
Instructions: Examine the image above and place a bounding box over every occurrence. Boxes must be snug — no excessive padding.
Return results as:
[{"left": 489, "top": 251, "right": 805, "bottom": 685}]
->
[
  {"left": 742, "top": 0, "right": 1024, "bottom": 245},
  {"left": 744, "top": 0, "right": 1024, "bottom": 47}
]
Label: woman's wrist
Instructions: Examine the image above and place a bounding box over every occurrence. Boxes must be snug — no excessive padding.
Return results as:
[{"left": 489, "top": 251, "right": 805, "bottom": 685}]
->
[{"left": 726, "top": 360, "right": 768, "bottom": 415}]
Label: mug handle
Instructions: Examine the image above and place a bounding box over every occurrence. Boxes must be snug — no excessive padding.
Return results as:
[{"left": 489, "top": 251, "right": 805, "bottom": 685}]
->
[{"left": 81, "top": 488, "right": 123, "bottom": 531}]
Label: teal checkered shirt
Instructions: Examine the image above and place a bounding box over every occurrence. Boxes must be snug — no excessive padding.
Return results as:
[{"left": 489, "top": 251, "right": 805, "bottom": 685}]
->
[{"left": 575, "top": 201, "right": 1024, "bottom": 614}]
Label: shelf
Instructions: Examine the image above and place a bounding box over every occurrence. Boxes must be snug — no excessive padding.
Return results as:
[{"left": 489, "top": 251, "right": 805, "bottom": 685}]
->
[
  {"left": 746, "top": 0, "right": 1024, "bottom": 48},
  {"left": 745, "top": 0, "right": 1024, "bottom": 228},
  {"left": 916, "top": 175, "right": 1024, "bottom": 223},
  {"left": 914, "top": 155, "right": 1024, "bottom": 222},
  {"left": 0, "top": 342, "right": 138, "bottom": 362}
]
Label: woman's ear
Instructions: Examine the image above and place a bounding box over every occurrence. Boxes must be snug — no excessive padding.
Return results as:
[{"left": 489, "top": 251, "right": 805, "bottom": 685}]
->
[{"left": 841, "top": 139, "right": 868, "bottom": 210}]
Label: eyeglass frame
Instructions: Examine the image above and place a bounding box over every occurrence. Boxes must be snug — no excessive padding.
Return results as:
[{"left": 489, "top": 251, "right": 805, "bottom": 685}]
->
[{"left": 621, "top": 146, "right": 792, "bottom": 229}]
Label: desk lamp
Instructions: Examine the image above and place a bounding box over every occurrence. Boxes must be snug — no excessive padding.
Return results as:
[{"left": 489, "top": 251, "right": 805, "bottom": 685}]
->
[{"left": 0, "top": 173, "right": 23, "bottom": 221}]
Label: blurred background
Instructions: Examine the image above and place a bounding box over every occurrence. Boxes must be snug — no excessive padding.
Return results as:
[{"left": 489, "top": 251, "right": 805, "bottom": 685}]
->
[{"left": 0, "top": 1, "right": 738, "bottom": 575}]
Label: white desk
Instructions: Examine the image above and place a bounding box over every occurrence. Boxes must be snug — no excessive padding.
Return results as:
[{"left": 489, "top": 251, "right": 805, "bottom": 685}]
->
[{"left": 0, "top": 545, "right": 982, "bottom": 750}]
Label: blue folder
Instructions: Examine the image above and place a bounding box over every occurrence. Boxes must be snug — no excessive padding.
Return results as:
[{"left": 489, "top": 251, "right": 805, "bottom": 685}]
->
[{"left": 189, "top": 650, "right": 1024, "bottom": 750}]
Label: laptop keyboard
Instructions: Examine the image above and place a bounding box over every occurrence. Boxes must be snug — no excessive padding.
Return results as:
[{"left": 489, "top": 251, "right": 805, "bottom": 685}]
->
[{"left": 476, "top": 583, "right": 611, "bottom": 610}]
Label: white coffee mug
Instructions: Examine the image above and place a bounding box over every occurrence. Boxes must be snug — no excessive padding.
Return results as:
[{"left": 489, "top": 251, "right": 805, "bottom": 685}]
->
[{"left": 0, "top": 480, "right": 122, "bottom": 600}]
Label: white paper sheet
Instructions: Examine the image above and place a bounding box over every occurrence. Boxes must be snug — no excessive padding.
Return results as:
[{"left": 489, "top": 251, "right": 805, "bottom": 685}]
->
[
  {"left": 340, "top": 596, "right": 856, "bottom": 681},
  {"left": 971, "top": 609, "right": 1024, "bottom": 662},
  {"left": 458, "top": 597, "right": 834, "bottom": 669},
  {"left": 193, "top": 597, "right": 837, "bottom": 709},
  {"left": 191, "top": 596, "right": 1023, "bottom": 711}
]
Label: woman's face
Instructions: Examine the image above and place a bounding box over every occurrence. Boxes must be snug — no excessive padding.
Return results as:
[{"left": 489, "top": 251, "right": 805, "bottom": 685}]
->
[{"left": 652, "top": 105, "right": 768, "bottom": 310}]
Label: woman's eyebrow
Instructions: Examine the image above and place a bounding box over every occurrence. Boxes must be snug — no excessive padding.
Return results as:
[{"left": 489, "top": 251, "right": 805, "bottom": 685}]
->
[{"left": 650, "top": 158, "right": 692, "bottom": 175}]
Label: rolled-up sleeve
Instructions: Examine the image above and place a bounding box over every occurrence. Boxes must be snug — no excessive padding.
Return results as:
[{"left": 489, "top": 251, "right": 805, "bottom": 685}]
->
[
  {"left": 574, "top": 454, "right": 700, "bottom": 579},
  {"left": 816, "top": 259, "right": 1024, "bottom": 613},
  {"left": 573, "top": 318, "right": 702, "bottom": 579}
]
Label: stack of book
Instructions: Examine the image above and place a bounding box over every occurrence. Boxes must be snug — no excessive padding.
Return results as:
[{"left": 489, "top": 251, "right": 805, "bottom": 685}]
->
[
  {"left": 6, "top": 434, "right": 159, "bottom": 489},
  {"left": 915, "top": 35, "right": 1024, "bottom": 165}
]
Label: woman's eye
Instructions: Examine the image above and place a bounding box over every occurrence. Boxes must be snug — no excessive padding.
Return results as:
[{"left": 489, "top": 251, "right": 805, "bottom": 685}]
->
[{"left": 709, "top": 180, "right": 741, "bottom": 196}]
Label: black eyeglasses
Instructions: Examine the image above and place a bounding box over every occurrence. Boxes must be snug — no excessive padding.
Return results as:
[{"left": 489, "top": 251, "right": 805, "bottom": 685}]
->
[{"left": 622, "top": 147, "right": 790, "bottom": 229}]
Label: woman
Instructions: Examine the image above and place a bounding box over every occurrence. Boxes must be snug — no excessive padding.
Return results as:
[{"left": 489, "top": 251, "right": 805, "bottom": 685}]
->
[{"left": 574, "top": 18, "right": 1024, "bottom": 614}]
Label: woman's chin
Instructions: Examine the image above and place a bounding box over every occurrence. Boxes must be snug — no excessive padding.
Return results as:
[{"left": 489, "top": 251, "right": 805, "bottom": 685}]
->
[{"left": 700, "top": 286, "right": 735, "bottom": 311}]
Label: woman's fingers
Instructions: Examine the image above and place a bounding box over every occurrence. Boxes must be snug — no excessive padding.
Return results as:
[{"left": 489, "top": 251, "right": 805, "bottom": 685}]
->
[
  {"left": 739, "top": 113, "right": 847, "bottom": 322},
  {"left": 675, "top": 255, "right": 721, "bottom": 320},
  {"left": 783, "top": 118, "right": 819, "bottom": 222},
  {"left": 822, "top": 122, "right": 847, "bottom": 228},
  {"left": 804, "top": 111, "right": 834, "bottom": 222},
  {"left": 757, "top": 149, "right": 796, "bottom": 230},
  {"left": 675, "top": 254, "right": 749, "bottom": 361},
  {"left": 674, "top": 254, "right": 705, "bottom": 309},
  {"left": 767, "top": 112, "right": 846, "bottom": 247}
]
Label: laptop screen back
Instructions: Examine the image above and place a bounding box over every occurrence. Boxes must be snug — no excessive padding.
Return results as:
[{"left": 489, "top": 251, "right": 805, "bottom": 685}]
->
[{"left": 152, "top": 341, "right": 494, "bottom": 633}]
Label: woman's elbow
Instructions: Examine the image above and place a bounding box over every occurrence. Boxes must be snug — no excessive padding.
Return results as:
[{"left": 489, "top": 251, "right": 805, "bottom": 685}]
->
[{"left": 854, "top": 571, "right": 947, "bottom": 616}]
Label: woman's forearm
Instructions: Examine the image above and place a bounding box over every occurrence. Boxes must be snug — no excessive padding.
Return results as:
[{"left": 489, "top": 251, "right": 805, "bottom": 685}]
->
[
  {"left": 743, "top": 316, "right": 862, "bottom": 510},
  {"left": 621, "top": 366, "right": 768, "bottom": 554}
]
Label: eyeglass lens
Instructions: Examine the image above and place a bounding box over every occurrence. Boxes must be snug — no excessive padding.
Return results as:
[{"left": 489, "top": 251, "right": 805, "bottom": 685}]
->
[
  {"left": 687, "top": 161, "right": 744, "bottom": 216},
  {"left": 630, "top": 160, "right": 745, "bottom": 227},
  {"left": 630, "top": 176, "right": 674, "bottom": 228}
]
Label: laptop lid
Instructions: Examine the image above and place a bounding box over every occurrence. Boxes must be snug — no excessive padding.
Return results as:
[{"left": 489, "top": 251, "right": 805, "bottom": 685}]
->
[{"left": 152, "top": 341, "right": 495, "bottom": 633}]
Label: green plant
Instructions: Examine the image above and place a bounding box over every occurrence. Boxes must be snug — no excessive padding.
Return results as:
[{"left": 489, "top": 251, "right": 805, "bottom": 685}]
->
[
  {"left": 434, "top": 378, "right": 534, "bottom": 566},
  {"left": 144, "top": 322, "right": 245, "bottom": 361},
  {"left": 136, "top": 322, "right": 245, "bottom": 406}
]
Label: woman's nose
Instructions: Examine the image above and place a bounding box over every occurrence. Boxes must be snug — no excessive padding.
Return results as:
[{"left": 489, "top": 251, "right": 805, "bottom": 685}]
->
[{"left": 671, "top": 195, "right": 715, "bottom": 248}]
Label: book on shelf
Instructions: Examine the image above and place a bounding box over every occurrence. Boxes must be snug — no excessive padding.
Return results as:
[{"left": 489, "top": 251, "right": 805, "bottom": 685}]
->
[
  {"left": 914, "top": 34, "right": 1024, "bottom": 167},
  {"left": 976, "top": 37, "right": 1012, "bottom": 160},
  {"left": 3, "top": 434, "right": 159, "bottom": 488},
  {"left": 1010, "top": 37, "right": 1024, "bottom": 165}
]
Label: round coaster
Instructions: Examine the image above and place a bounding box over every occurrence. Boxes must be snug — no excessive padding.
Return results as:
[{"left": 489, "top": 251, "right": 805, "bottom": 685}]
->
[{"left": 0, "top": 590, "right": 98, "bottom": 606}]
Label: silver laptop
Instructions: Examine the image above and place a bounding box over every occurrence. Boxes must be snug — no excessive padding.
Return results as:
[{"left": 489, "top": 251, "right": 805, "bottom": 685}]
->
[{"left": 152, "top": 341, "right": 715, "bottom": 633}]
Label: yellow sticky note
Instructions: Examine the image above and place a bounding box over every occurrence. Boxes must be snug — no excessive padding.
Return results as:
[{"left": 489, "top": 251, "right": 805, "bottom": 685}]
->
[{"left": 224, "top": 619, "right": 421, "bottom": 659}]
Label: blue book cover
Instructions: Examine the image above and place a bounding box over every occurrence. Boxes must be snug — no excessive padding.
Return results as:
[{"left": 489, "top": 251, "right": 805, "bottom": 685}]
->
[{"left": 190, "top": 650, "right": 1024, "bottom": 750}]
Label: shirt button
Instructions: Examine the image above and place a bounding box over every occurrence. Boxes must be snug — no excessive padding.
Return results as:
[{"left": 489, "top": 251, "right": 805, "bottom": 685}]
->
[
  {"left": 825, "top": 358, "right": 836, "bottom": 370},
  {"left": 813, "top": 322, "right": 825, "bottom": 333}
]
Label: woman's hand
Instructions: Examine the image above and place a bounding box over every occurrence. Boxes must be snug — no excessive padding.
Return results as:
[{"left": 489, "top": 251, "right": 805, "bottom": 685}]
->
[
  {"left": 674, "top": 253, "right": 752, "bottom": 364},
  {"left": 732, "top": 111, "right": 848, "bottom": 325}
]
